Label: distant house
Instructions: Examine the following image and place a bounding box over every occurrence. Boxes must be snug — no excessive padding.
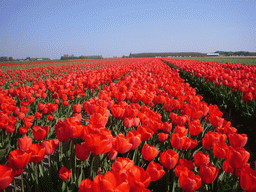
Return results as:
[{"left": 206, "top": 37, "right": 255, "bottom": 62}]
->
[{"left": 207, "top": 53, "right": 219, "bottom": 56}]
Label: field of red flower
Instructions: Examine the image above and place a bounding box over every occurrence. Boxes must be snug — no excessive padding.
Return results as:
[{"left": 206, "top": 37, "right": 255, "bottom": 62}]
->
[{"left": 0, "top": 58, "right": 255, "bottom": 191}]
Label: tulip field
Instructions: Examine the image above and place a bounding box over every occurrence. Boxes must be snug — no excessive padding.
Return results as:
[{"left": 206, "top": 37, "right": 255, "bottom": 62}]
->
[{"left": 0, "top": 58, "right": 255, "bottom": 191}]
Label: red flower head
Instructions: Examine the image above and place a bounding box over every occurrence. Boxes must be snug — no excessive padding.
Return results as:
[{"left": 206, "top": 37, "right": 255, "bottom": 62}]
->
[
  {"left": 32, "top": 126, "right": 49, "bottom": 141},
  {"left": 137, "top": 125, "right": 154, "bottom": 141},
  {"left": 8, "top": 149, "right": 31, "bottom": 170},
  {"left": 98, "top": 170, "right": 130, "bottom": 192},
  {"left": 159, "top": 149, "right": 179, "bottom": 170},
  {"left": 27, "top": 143, "right": 46, "bottom": 163},
  {"left": 226, "top": 146, "right": 250, "bottom": 169},
  {"left": 213, "top": 141, "right": 228, "bottom": 159},
  {"left": 188, "top": 119, "right": 203, "bottom": 136},
  {"left": 73, "top": 104, "right": 82, "bottom": 113},
  {"left": 194, "top": 151, "right": 210, "bottom": 168},
  {"left": 55, "top": 119, "right": 70, "bottom": 142},
  {"left": 127, "top": 130, "right": 141, "bottom": 150},
  {"left": 35, "top": 112, "right": 42, "bottom": 119},
  {"left": 199, "top": 163, "right": 219, "bottom": 184},
  {"left": 112, "top": 157, "right": 134, "bottom": 176},
  {"left": 146, "top": 161, "right": 165, "bottom": 181},
  {"left": 0, "top": 164, "right": 14, "bottom": 191},
  {"left": 84, "top": 130, "right": 112, "bottom": 155},
  {"left": 17, "top": 136, "right": 32, "bottom": 151},
  {"left": 228, "top": 133, "right": 248, "bottom": 148},
  {"left": 114, "top": 133, "right": 132, "bottom": 154},
  {"left": 75, "top": 142, "right": 91, "bottom": 161},
  {"left": 142, "top": 144, "right": 159, "bottom": 161},
  {"left": 179, "top": 170, "right": 201, "bottom": 192},
  {"left": 240, "top": 165, "right": 256, "bottom": 191},
  {"left": 158, "top": 132, "right": 168, "bottom": 143},
  {"left": 59, "top": 166, "right": 71, "bottom": 181},
  {"left": 41, "top": 139, "right": 57, "bottom": 155},
  {"left": 126, "top": 166, "right": 151, "bottom": 190}
]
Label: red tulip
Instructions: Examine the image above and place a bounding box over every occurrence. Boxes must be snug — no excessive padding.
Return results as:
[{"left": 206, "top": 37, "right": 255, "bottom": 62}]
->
[
  {"left": 108, "top": 148, "right": 118, "bottom": 161},
  {"left": 47, "top": 114, "right": 54, "bottom": 121},
  {"left": 0, "top": 164, "right": 14, "bottom": 191},
  {"left": 124, "top": 117, "right": 134, "bottom": 128},
  {"left": 41, "top": 140, "right": 56, "bottom": 155},
  {"left": 75, "top": 142, "right": 91, "bottom": 161},
  {"left": 98, "top": 170, "right": 130, "bottom": 192},
  {"left": 226, "top": 146, "right": 250, "bottom": 169},
  {"left": 179, "top": 170, "right": 201, "bottom": 192},
  {"left": 126, "top": 165, "right": 151, "bottom": 189},
  {"left": 199, "top": 163, "right": 219, "bottom": 184},
  {"left": 158, "top": 132, "right": 168, "bottom": 143},
  {"left": 8, "top": 149, "right": 31, "bottom": 170},
  {"left": 112, "top": 157, "right": 134, "bottom": 176},
  {"left": 188, "top": 119, "right": 203, "bottom": 136},
  {"left": 213, "top": 141, "right": 228, "bottom": 159},
  {"left": 175, "top": 165, "right": 189, "bottom": 178},
  {"left": 137, "top": 125, "right": 154, "bottom": 141},
  {"left": 27, "top": 144, "right": 46, "bottom": 163},
  {"left": 142, "top": 144, "right": 159, "bottom": 161},
  {"left": 159, "top": 149, "right": 179, "bottom": 170},
  {"left": 240, "top": 166, "right": 256, "bottom": 191},
  {"left": 73, "top": 104, "right": 82, "bottom": 113},
  {"left": 55, "top": 119, "right": 70, "bottom": 142},
  {"left": 35, "top": 112, "right": 42, "bottom": 119},
  {"left": 194, "top": 151, "right": 210, "bottom": 168},
  {"left": 32, "top": 125, "right": 49, "bottom": 141},
  {"left": 127, "top": 130, "right": 141, "bottom": 150},
  {"left": 228, "top": 133, "right": 248, "bottom": 148},
  {"left": 178, "top": 158, "right": 194, "bottom": 171},
  {"left": 202, "top": 132, "right": 226, "bottom": 150},
  {"left": 162, "top": 122, "right": 172, "bottom": 133},
  {"left": 59, "top": 166, "right": 71, "bottom": 181},
  {"left": 146, "top": 161, "right": 165, "bottom": 181},
  {"left": 114, "top": 133, "right": 132, "bottom": 154},
  {"left": 17, "top": 136, "right": 32, "bottom": 151}
]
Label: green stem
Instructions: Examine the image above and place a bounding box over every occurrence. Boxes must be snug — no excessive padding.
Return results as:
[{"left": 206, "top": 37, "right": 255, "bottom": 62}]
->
[
  {"left": 35, "top": 163, "right": 38, "bottom": 185},
  {"left": 166, "top": 169, "right": 170, "bottom": 192},
  {"left": 21, "top": 168, "right": 24, "bottom": 192},
  {"left": 90, "top": 155, "right": 95, "bottom": 179},
  {"left": 47, "top": 155, "right": 50, "bottom": 168},
  {"left": 14, "top": 179, "right": 17, "bottom": 192},
  {"left": 233, "top": 169, "right": 237, "bottom": 191}
]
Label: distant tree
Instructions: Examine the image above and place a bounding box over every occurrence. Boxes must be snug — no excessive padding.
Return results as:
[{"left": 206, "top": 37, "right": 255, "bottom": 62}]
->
[
  {"left": 9, "top": 57, "right": 13, "bottom": 61},
  {"left": 0, "top": 56, "right": 8, "bottom": 62}
]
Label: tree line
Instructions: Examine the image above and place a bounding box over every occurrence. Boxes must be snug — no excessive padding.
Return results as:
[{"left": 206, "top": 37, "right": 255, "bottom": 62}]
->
[
  {"left": 60, "top": 54, "right": 103, "bottom": 60},
  {"left": 215, "top": 51, "right": 256, "bottom": 56},
  {"left": 129, "top": 52, "right": 207, "bottom": 58}
]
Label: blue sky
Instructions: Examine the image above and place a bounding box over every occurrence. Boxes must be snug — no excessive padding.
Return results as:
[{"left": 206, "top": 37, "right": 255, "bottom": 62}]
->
[{"left": 0, "top": 0, "right": 255, "bottom": 59}]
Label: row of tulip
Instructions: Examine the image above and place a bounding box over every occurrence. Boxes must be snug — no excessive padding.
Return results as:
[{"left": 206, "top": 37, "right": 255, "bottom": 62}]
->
[
  {"left": 161, "top": 58, "right": 256, "bottom": 118},
  {"left": 0, "top": 58, "right": 255, "bottom": 191}
]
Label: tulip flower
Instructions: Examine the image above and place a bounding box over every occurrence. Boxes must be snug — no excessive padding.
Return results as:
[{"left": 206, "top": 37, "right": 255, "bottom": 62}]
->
[
  {"left": 179, "top": 170, "right": 201, "bottom": 192},
  {"left": 8, "top": 149, "right": 31, "bottom": 170},
  {"left": 226, "top": 146, "right": 250, "bottom": 169},
  {"left": 146, "top": 161, "right": 165, "bottom": 181},
  {"left": 199, "top": 163, "right": 219, "bottom": 184},
  {"left": 228, "top": 133, "right": 248, "bottom": 148},
  {"left": 32, "top": 125, "right": 49, "bottom": 141},
  {"left": 126, "top": 166, "right": 151, "bottom": 189},
  {"left": 0, "top": 164, "right": 14, "bottom": 191},
  {"left": 194, "top": 151, "right": 210, "bottom": 168},
  {"left": 159, "top": 149, "right": 179, "bottom": 170},
  {"left": 113, "top": 133, "right": 132, "bottom": 154},
  {"left": 75, "top": 142, "right": 91, "bottom": 161},
  {"left": 59, "top": 166, "right": 71, "bottom": 181},
  {"left": 142, "top": 144, "right": 159, "bottom": 161},
  {"left": 17, "top": 136, "right": 32, "bottom": 151},
  {"left": 27, "top": 143, "right": 46, "bottom": 163}
]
